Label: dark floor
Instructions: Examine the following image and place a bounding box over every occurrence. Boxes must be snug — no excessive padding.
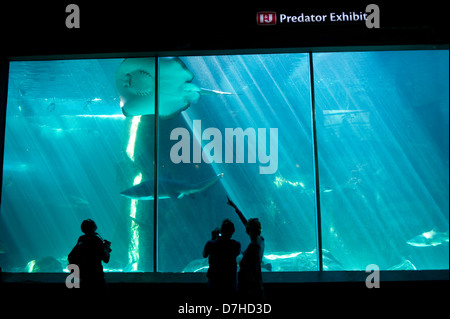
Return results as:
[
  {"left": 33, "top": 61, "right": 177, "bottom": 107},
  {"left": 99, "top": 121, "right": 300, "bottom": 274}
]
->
[{"left": 1, "top": 279, "right": 448, "bottom": 317}]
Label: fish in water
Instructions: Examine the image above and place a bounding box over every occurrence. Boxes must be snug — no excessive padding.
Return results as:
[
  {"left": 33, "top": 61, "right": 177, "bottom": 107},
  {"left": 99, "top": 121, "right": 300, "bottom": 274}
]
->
[
  {"left": 407, "top": 229, "right": 449, "bottom": 247},
  {"left": 115, "top": 57, "right": 232, "bottom": 119},
  {"left": 121, "top": 173, "right": 224, "bottom": 200}
]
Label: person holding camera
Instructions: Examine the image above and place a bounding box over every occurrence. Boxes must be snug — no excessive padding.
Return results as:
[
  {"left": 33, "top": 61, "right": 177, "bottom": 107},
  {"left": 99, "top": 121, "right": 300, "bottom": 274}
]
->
[
  {"left": 68, "top": 219, "right": 111, "bottom": 296},
  {"left": 203, "top": 219, "right": 241, "bottom": 301}
]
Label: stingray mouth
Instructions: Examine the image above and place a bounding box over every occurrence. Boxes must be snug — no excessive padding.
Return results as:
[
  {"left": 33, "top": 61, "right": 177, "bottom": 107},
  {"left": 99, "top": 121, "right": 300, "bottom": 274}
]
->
[{"left": 124, "top": 69, "right": 154, "bottom": 96}]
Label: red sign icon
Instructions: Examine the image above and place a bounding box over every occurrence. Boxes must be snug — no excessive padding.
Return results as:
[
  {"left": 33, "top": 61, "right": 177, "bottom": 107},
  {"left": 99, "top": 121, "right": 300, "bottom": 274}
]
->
[{"left": 257, "top": 12, "right": 277, "bottom": 25}]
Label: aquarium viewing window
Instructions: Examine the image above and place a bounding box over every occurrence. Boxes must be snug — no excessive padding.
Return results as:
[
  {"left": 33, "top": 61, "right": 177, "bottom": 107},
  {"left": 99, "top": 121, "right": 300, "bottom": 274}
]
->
[{"left": 0, "top": 50, "right": 448, "bottom": 275}]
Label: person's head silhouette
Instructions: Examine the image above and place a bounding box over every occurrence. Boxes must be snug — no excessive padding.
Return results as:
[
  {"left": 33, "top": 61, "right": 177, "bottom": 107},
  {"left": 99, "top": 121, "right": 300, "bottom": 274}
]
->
[
  {"left": 245, "top": 218, "right": 261, "bottom": 240},
  {"left": 81, "top": 219, "right": 97, "bottom": 235},
  {"left": 220, "top": 219, "right": 235, "bottom": 239}
]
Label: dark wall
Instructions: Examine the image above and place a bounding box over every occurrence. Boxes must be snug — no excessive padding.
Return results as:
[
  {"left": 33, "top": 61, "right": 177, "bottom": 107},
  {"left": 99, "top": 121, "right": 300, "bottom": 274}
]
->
[{"left": 0, "top": 1, "right": 448, "bottom": 58}]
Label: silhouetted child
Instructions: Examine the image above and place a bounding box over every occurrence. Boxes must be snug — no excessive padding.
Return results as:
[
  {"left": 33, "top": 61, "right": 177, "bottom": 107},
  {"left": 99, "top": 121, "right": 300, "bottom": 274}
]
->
[
  {"left": 68, "top": 219, "right": 111, "bottom": 296},
  {"left": 203, "top": 219, "right": 241, "bottom": 301},
  {"left": 227, "top": 196, "right": 265, "bottom": 300}
]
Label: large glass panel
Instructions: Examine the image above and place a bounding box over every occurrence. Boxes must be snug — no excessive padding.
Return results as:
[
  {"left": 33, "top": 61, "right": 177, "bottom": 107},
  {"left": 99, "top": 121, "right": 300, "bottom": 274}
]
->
[
  {"left": 314, "top": 50, "right": 449, "bottom": 270},
  {"left": 4, "top": 51, "right": 445, "bottom": 275},
  {"left": 159, "top": 54, "right": 317, "bottom": 272},
  {"left": 0, "top": 59, "right": 156, "bottom": 272},
  {"left": 1, "top": 54, "right": 317, "bottom": 274}
]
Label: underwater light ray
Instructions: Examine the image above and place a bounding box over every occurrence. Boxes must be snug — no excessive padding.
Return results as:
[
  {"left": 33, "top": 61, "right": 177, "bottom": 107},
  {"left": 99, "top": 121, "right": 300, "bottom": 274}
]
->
[
  {"left": 258, "top": 55, "right": 298, "bottom": 124},
  {"left": 235, "top": 56, "right": 272, "bottom": 128},
  {"left": 125, "top": 114, "right": 143, "bottom": 271},
  {"left": 128, "top": 173, "right": 142, "bottom": 271},
  {"left": 382, "top": 118, "right": 446, "bottom": 220},
  {"left": 283, "top": 56, "right": 314, "bottom": 136},
  {"left": 126, "top": 116, "right": 141, "bottom": 162}
]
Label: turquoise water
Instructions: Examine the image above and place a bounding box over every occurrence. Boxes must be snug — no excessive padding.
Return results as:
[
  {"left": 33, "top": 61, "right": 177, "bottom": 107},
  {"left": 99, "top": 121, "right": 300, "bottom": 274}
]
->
[{"left": 0, "top": 50, "right": 448, "bottom": 273}]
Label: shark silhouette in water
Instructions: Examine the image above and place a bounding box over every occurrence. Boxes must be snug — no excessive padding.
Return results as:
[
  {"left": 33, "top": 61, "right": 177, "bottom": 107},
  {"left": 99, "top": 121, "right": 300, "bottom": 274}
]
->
[
  {"left": 115, "top": 57, "right": 232, "bottom": 119},
  {"left": 407, "top": 229, "right": 449, "bottom": 247},
  {"left": 121, "top": 173, "right": 224, "bottom": 200}
]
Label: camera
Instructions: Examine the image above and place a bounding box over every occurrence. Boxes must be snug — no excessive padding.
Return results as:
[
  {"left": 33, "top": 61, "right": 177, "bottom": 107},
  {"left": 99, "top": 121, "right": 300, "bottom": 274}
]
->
[
  {"left": 103, "top": 239, "right": 112, "bottom": 252},
  {"left": 211, "top": 228, "right": 220, "bottom": 240}
]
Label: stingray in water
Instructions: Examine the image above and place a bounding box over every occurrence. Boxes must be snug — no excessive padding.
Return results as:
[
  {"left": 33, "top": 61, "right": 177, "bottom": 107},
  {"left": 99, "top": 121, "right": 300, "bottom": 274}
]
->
[{"left": 115, "top": 57, "right": 232, "bottom": 119}]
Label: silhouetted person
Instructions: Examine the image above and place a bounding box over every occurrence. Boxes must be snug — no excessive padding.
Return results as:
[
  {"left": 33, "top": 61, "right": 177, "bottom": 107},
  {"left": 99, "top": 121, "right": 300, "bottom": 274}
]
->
[
  {"left": 227, "top": 196, "right": 265, "bottom": 300},
  {"left": 203, "top": 219, "right": 241, "bottom": 301},
  {"left": 68, "top": 219, "right": 111, "bottom": 296}
]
